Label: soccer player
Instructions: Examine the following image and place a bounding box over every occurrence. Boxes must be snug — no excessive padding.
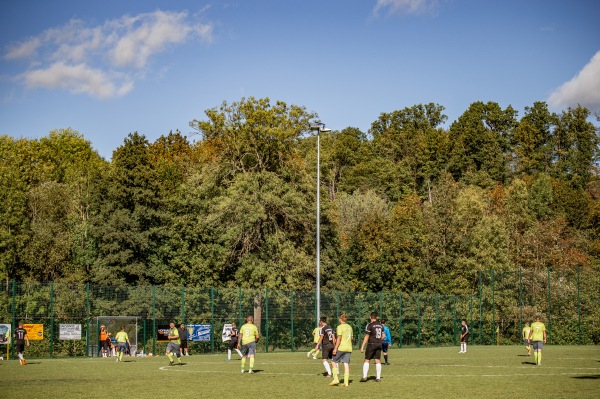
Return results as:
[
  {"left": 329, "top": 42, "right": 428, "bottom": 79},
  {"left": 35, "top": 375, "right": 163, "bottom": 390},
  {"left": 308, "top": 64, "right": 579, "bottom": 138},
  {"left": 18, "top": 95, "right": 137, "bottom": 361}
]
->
[
  {"left": 14, "top": 321, "right": 29, "bottom": 365},
  {"left": 179, "top": 323, "right": 189, "bottom": 356},
  {"left": 316, "top": 316, "right": 335, "bottom": 377},
  {"left": 227, "top": 322, "right": 243, "bottom": 360},
  {"left": 100, "top": 325, "right": 109, "bottom": 357},
  {"left": 522, "top": 322, "right": 532, "bottom": 356},
  {"left": 381, "top": 318, "right": 392, "bottom": 365},
  {"left": 307, "top": 325, "right": 321, "bottom": 359},
  {"left": 115, "top": 325, "right": 130, "bottom": 363},
  {"left": 166, "top": 322, "right": 183, "bottom": 366},
  {"left": 528, "top": 316, "right": 547, "bottom": 366},
  {"left": 329, "top": 313, "right": 353, "bottom": 387},
  {"left": 360, "top": 312, "right": 384, "bottom": 382},
  {"left": 238, "top": 316, "right": 260, "bottom": 374},
  {"left": 459, "top": 320, "right": 469, "bottom": 353}
]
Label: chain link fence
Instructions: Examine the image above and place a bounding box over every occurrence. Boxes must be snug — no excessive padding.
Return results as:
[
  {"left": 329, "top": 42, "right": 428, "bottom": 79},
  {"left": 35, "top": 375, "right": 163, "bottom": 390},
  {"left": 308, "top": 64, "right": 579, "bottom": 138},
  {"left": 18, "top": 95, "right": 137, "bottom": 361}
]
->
[{"left": 0, "top": 267, "right": 597, "bottom": 358}]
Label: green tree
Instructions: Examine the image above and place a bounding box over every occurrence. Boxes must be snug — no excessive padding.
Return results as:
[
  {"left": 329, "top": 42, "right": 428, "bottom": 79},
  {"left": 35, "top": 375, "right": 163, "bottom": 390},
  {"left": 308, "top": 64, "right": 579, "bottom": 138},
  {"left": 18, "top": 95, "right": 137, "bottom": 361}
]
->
[{"left": 512, "top": 101, "right": 555, "bottom": 176}]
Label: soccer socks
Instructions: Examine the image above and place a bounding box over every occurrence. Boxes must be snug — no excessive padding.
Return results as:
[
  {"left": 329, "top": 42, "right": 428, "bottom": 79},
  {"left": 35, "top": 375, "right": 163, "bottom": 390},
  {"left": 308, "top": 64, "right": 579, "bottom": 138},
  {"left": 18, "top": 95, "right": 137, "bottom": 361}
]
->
[
  {"left": 533, "top": 351, "right": 538, "bottom": 363},
  {"left": 119, "top": 351, "right": 123, "bottom": 362},
  {"left": 314, "top": 350, "right": 321, "bottom": 358},
  {"left": 167, "top": 353, "right": 173, "bottom": 362},
  {"left": 241, "top": 358, "right": 246, "bottom": 371},
  {"left": 363, "top": 362, "right": 370, "bottom": 378},
  {"left": 323, "top": 361, "right": 332, "bottom": 376},
  {"left": 249, "top": 357, "right": 255, "bottom": 371},
  {"left": 227, "top": 349, "right": 231, "bottom": 360},
  {"left": 343, "top": 372, "right": 349, "bottom": 386},
  {"left": 537, "top": 351, "right": 542, "bottom": 365},
  {"left": 235, "top": 348, "right": 243, "bottom": 357},
  {"left": 384, "top": 354, "right": 388, "bottom": 363},
  {"left": 376, "top": 363, "right": 382, "bottom": 379}
]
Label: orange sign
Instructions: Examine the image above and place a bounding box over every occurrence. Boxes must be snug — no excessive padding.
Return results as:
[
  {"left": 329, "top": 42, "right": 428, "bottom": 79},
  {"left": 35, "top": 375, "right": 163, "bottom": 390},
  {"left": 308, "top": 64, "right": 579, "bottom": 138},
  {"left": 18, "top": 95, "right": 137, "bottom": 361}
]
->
[{"left": 23, "top": 324, "right": 44, "bottom": 340}]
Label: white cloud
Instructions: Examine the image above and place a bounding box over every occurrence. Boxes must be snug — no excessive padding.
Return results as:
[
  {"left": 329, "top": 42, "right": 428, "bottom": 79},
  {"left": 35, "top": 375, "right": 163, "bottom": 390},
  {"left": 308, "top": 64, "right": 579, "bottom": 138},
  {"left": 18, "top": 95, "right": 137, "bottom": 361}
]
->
[
  {"left": 373, "top": 0, "right": 439, "bottom": 16},
  {"left": 24, "top": 62, "right": 133, "bottom": 98},
  {"left": 548, "top": 51, "right": 600, "bottom": 110},
  {"left": 3, "top": 10, "right": 213, "bottom": 99}
]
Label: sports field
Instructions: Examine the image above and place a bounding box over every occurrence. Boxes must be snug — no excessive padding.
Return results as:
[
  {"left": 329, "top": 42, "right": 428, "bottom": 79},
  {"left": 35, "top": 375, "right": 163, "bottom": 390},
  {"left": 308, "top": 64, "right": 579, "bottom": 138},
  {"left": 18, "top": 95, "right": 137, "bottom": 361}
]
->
[{"left": 1, "top": 346, "right": 598, "bottom": 398}]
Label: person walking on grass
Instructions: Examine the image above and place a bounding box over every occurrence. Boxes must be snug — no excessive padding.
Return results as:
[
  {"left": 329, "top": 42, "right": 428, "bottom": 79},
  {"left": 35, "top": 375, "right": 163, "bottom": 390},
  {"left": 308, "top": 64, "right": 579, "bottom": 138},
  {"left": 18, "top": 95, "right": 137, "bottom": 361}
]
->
[
  {"left": 115, "top": 326, "right": 130, "bottom": 363},
  {"left": 238, "top": 316, "right": 260, "bottom": 374},
  {"left": 179, "top": 323, "right": 189, "bottom": 357},
  {"left": 360, "top": 312, "right": 384, "bottom": 382},
  {"left": 166, "top": 322, "right": 182, "bottom": 366},
  {"left": 529, "top": 316, "right": 547, "bottom": 366},
  {"left": 14, "top": 321, "right": 29, "bottom": 365},
  {"left": 227, "top": 322, "right": 243, "bottom": 361},
  {"left": 522, "top": 322, "right": 532, "bottom": 356},
  {"left": 381, "top": 318, "right": 392, "bottom": 365},
  {"left": 307, "top": 325, "right": 321, "bottom": 359},
  {"left": 459, "top": 320, "right": 469, "bottom": 353},
  {"left": 316, "top": 316, "right": 335, "bottom": 378},
  {"left": 329, "top": 314, "right": 353, "bottom": 387}
]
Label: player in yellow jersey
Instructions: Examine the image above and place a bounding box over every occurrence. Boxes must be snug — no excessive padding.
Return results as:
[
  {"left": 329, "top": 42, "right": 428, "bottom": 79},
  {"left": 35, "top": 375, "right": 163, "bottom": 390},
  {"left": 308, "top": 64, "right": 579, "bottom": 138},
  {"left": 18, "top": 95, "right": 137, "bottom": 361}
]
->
[
  {"left": 307, "top": 326, "right": 321, "bottom": 359},
  {"left": 166, "top": 322, "right": 182, "bottom": 366},
  {"left": 528, "top": 316, "right": 547, "bottom": 366},
  {"left": 522, "top": 322, "right": 532, "bottom": 356},
  {"left": 238, "top": 316, "right": 260, "bottom": 374},
  {"left": 329, "top": 314, "right": 353, "bottom": 387},
  {"left": 114, "top": 326, "right": 130, "bottom": 363}
]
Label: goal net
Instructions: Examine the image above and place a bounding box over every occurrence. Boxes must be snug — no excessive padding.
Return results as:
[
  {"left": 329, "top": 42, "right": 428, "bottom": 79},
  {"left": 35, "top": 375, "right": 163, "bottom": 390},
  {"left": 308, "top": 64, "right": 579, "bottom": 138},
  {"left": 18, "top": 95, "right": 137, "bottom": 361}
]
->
[{"left": 94, "top": 316, "right": 139, "bottom": 356}]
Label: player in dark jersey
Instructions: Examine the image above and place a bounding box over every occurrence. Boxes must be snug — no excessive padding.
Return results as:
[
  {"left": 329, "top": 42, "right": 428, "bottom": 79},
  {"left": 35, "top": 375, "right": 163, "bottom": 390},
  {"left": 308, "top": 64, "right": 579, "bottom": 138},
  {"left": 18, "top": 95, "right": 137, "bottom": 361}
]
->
[
  {"left": 359, "top": 312, "right": 384, "bottom": 382},
  {"left": 227, "top": 322, "right": 243, "bottom": 360},
  {"left": 14, "top": 321, "right": 30, "bottom": 365},
  {"left": 315, "top": 316, "right": 335, "bottom": 378},
  {"left": 459, "top": 320, "right": 469, "bottom": 353}
]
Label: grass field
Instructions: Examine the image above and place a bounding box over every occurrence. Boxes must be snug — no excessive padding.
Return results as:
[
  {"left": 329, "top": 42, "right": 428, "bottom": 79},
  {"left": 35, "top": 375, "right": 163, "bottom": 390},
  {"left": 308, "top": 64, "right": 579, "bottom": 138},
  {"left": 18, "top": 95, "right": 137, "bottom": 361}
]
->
[{"left": 1, "top": 346, "right": 599, "bottom": 398}]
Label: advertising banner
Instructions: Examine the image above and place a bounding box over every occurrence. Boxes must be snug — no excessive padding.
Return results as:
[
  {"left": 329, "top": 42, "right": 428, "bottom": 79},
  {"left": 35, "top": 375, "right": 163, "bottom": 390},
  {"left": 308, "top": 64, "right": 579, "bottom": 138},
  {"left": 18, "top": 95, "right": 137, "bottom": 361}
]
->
[
  {"left": 222, "top": 324, "right": 232, "bottom": 342},
  {"left": 59, "top": 324, "right": 82, "bottom": 340},
  {"left": 188, "top": 324, "right": 211, "bottom": 342},
  {"left": 24, "top": 324, "right": 44, "bottom": 340},
  {"left": 157, "top": 324, "right": 171, "bottom": 342},
  {"left": 0, "top": 324, "right": 10, "bottom": 344}
]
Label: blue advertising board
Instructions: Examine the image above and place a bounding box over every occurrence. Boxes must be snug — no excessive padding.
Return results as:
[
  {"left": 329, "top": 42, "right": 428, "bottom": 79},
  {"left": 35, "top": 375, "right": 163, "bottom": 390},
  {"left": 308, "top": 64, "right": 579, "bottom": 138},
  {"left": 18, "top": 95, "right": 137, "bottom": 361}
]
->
[{"left": 187, "top": 324, "right": 211, "bottom": 342}]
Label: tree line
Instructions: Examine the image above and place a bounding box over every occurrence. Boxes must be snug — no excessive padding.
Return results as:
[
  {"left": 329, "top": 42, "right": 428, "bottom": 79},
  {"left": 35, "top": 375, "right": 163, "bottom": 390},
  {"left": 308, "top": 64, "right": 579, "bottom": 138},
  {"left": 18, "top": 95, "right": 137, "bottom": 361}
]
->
[{"left": 1, "top": 97, "right": 599, "bottom": 296}]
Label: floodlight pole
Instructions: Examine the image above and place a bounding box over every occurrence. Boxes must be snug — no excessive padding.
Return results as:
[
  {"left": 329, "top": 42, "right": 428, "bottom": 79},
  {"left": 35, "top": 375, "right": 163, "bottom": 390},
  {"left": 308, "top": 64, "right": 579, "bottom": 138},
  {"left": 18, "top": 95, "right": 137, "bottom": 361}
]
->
[{"left": 309, "top": 123, "right": 331, "bottom": 326}]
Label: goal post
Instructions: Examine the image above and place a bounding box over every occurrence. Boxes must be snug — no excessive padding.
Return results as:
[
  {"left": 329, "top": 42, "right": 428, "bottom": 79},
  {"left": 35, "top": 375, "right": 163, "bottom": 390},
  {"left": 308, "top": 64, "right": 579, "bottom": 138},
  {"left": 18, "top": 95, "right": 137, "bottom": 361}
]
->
[{"left": 92, "top": 316, "right": 139, "bottom": 357}]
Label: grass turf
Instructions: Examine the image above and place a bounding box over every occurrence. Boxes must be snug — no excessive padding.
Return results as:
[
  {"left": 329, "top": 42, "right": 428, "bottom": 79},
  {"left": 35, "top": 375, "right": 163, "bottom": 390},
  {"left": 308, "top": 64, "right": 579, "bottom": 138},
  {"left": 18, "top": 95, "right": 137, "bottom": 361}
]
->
[{"left": 1, "top": 346, "right": 598, "bottom": 398}]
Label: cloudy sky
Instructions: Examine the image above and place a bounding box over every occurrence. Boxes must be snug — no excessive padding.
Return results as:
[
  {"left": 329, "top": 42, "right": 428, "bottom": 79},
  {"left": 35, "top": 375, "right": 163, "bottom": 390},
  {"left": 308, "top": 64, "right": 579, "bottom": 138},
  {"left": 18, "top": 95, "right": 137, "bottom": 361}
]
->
[{"left": 1, "top": 0, "right": 599, "bottom": 159}]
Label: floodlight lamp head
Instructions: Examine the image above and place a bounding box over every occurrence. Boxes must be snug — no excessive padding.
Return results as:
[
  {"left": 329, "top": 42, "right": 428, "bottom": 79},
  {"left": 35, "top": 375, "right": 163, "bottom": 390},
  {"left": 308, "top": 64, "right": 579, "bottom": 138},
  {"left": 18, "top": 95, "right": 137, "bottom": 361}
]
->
[{"left": 320, "top": 127, "right": 331, "bottom": 132}]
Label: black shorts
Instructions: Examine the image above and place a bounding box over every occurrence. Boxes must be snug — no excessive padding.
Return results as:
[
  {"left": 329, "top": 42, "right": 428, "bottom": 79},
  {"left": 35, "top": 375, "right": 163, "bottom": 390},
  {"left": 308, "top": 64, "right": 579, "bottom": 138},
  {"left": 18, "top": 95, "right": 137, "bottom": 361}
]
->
[
  {"left": 180, "top": 340, "right": 188, "bottom": 349},
  {"left": 228, "top": 339, "right": 238, "bottom": 350},
  {"left": 460, "top": 334, "right": 469, "bottom": 343},
  {"left": 364, "top": 343, "right": 382, "bottom": 360},
  {"left": 321, "top": 345, "right": 334, "bottom": 360},
  {"left": 382, "top": 342, "right": 389, "bottom": 352},
  {"left": 16, "top": 342, "right": 25, "bottom": 353}
]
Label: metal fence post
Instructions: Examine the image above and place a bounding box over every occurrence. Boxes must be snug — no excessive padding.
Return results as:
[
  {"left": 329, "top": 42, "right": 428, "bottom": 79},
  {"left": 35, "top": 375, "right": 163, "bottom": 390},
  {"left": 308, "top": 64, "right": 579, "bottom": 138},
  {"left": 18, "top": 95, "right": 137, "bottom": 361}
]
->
[
  {"left": 577, "top": 266, "right": 581, "bottom": 345},
  {"left": 417, "top": 294, "right": 421, "bottom": 348},
  {"left": 519, "top": 268, "right": 523, "bottom": 344},
  {"left": 547, "top": 267, "right": 551, "bottom": 344},
  {"left": 290, "top": 290, "right": 295, "bottom": 351},
  {"left": 238, "top": 288, "right": 243, "bottom": 327},
  {"left": 11, "top": 280, "right": 16, "bottom": 359},
  {"left": 453, "top": 295, "right": 457, "bottom": 346},
  {"left": 478, "top": 271, "right": 482, "bottom": 345},
  {"left": 492, "top": 270, "right": 495, "bottom": 345},
  {"left": 181, "top": 286, "right": 185, "bottom": 324},
  {"left": 265, "top": 288, "right": 269, "bottom": 353},
  {"left": 86, "top": 282, "right": 90, "bottom": 356},
  {"left": 50, "top": 281, "right": 54, "bottom": 358},
  {"left": 210, "top": 287, "right": 215, "bottom": 354},
  {"left": 435, "top": 294, "right": 439, "bottom": 347},
  {"left": 398, "top": 293, "right": 403, "bottom": 349},
  {"left": 152, "top": 285, "right": 156, "bottom": 355},
  {"left": 379, "top": 291, "right": 383, "bottom": 319}
]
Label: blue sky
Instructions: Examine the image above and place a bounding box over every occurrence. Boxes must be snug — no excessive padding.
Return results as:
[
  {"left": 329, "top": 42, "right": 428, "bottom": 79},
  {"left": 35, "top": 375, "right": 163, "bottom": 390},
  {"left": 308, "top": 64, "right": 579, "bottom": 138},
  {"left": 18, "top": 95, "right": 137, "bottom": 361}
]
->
[{"left": 1, "top": 0, "right": 599, "bottom": 159}]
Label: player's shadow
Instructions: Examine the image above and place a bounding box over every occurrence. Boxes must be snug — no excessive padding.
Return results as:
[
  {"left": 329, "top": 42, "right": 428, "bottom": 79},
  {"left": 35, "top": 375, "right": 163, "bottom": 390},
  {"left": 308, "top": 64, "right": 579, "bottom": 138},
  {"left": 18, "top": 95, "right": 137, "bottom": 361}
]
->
[
  {"left": 517, "top": 355, "right": 530, "bottom": 357},
  {"left": 571, "top": 375, "right": 599, "bottom": 379},
  {"left": 521, "top": 361, "right": 536, "bottom": 365},
  {"left": 248, "top": 369, "right": 263, "bottom": 373}
]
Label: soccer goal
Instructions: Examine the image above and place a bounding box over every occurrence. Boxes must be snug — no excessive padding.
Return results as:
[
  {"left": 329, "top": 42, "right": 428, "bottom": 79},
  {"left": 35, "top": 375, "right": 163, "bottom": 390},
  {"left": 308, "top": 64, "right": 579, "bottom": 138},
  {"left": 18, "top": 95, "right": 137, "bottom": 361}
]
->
[{"left": 92, "top": 316, "right": 139, "bottom": 357}]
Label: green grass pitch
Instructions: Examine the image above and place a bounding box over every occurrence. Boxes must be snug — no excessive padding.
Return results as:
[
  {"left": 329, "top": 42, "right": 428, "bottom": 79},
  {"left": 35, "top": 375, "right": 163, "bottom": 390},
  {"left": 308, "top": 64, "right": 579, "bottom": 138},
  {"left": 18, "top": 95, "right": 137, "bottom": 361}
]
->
[{"left": 1, "top": 346, "right": 598, "bottom": 398}]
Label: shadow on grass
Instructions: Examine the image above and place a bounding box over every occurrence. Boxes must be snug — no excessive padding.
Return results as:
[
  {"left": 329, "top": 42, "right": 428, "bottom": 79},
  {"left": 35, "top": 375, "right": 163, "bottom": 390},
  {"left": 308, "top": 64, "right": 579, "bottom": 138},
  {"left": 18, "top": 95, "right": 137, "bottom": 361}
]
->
[
  {"left": 517, "top": 355, "right": 530, "bottom": 357},
  {"left": 521, "top": 361, "right": 536, "bottom": 365},
  {"left": 571, "top": 375, "right": 600, "bottom": 379}
]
